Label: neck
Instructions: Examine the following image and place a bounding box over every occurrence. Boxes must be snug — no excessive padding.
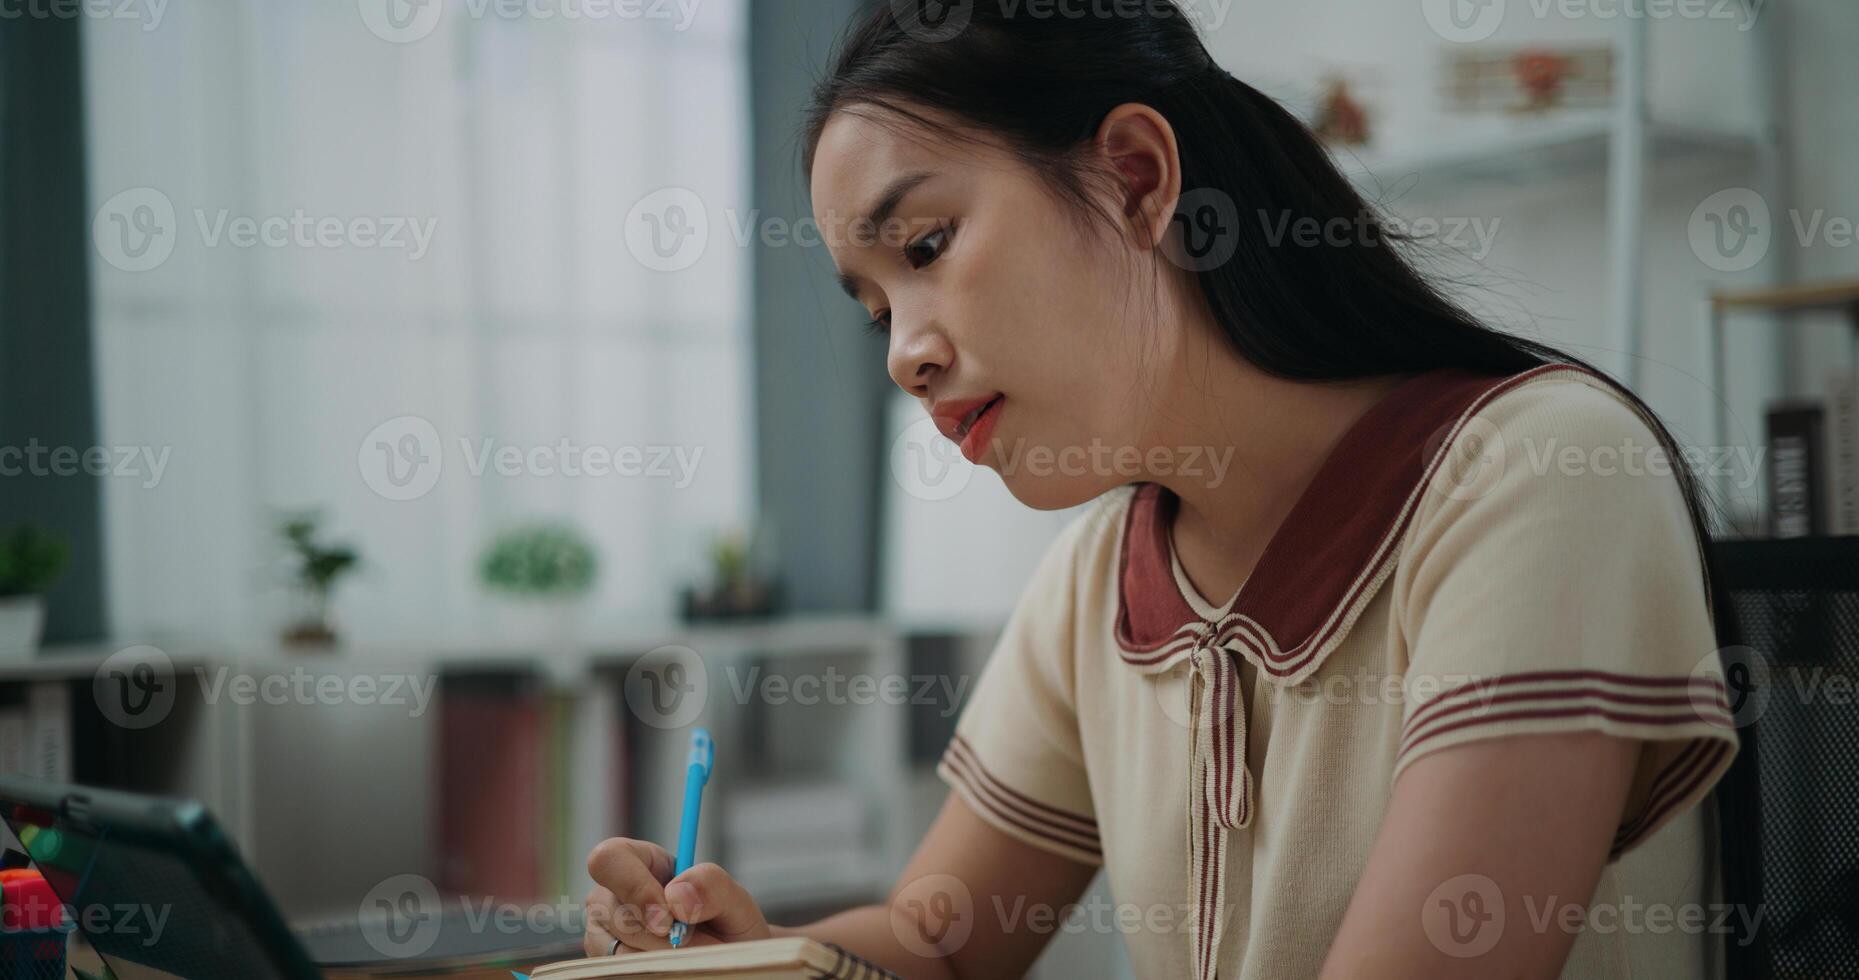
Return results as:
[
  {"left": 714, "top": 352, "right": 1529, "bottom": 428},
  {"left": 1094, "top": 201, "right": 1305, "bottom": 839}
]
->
[{"left": 1144, "top": 326, "right": 1411, "bottom": 595}]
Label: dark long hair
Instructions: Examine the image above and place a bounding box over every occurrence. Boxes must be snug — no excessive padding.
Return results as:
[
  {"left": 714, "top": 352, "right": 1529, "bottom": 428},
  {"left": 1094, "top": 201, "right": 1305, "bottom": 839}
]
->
[{"left": 800, "top": 2, "right": 1735, "bottom": 649}]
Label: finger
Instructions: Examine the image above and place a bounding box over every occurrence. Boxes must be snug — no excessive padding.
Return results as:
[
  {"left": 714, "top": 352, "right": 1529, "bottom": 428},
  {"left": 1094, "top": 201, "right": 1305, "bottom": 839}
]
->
[
  {"left": 664, "top": 863, "right": 765, "bottom": 942},
  {"left": 586, "top": 840, "right": 678, "bottom": 946},
  {"left": 583, "top": 886, "right": 625, "bottom": 957}
]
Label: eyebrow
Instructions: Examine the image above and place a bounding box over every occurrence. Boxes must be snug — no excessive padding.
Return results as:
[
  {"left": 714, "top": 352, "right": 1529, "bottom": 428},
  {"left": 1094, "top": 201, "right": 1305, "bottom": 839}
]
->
[{"left": 834, "top": 169, "right": 938, "bottom": 303}]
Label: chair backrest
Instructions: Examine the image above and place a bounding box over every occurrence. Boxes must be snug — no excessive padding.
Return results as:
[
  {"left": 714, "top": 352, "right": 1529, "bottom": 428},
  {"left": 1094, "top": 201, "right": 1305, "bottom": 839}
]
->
[{"left": 1712, "top": 537, "right": 1859, "bottom": 980}]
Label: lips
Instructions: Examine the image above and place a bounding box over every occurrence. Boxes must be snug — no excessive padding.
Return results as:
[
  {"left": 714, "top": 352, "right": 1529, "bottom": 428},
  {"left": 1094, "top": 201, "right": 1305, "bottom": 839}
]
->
[{"left": 930, "top": 394, "right": 1006, "bottom": 463}]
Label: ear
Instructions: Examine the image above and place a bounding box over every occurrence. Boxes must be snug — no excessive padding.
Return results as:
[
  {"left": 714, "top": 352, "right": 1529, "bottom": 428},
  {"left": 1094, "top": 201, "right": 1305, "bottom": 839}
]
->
[{"left": 1093, "top": 103, "right": 1183, "bottom": 252}]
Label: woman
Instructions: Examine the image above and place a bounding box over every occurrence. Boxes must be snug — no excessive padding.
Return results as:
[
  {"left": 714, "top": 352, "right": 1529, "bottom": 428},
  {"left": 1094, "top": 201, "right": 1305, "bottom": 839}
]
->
[{"left": 584, "top": 4, "right": 1740, "bottom": 977}]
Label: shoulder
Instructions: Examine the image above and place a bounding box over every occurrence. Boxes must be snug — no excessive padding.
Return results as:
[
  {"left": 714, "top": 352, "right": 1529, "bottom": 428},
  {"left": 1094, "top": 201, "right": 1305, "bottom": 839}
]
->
[
  {"left": 1398, "top": 366, "right": 1704, "bottom": 587},
  {"left": 1476, "top": 368, "right": 1667, "bottom": 451}
]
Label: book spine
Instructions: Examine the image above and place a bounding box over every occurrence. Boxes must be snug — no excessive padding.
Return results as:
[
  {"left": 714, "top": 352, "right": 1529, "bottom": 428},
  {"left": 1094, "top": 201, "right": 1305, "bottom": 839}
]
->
[
  {"left": 1766, "top": 403, "right": 1826, "bottom": 539},
  {"left": 0, "top": 709, "right": 25, "bottom": 775},
  {"left": 26, "top": 682, "right": 71, "bottom": 782},
  {"left": 1827, "top": 373, "right": 1859, "bottom": 535}
]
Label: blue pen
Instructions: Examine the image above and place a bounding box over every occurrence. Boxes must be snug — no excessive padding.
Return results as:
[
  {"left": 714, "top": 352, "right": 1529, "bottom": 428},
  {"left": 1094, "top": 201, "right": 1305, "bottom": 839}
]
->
[{"left": 667, "top": 727, "right": 714, "bottom": 948}]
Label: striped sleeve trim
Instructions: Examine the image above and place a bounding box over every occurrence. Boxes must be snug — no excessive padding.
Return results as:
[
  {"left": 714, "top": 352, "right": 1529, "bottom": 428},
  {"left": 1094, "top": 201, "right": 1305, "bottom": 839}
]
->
[
  {"left": 936, "top": 735, "right": 1102, "bottom": 865},
  {"left": 1394, "top": 671, "right": 1738, "bottom": 858}
]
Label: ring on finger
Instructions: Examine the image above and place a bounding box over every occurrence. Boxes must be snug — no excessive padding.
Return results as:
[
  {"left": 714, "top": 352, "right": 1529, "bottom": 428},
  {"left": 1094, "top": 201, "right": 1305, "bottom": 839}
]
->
[{"left": 608, "top": 937, "right": 622, "bottom": 956}]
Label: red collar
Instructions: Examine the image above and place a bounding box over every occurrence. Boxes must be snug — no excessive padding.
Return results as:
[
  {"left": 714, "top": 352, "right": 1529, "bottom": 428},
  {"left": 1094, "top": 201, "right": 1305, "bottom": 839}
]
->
[{"left": 1114, "top": 364, "right": 1585, "bottom": 681}]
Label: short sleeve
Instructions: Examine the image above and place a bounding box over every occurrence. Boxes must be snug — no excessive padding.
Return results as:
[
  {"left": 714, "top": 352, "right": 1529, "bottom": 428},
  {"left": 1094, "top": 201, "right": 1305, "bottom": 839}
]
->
[
  {"left": 936, "top": 511, "right": 1102, "bottom": 867},
  {"left": 1391, "top": 379, "right": 1739, "bottom": 859}
]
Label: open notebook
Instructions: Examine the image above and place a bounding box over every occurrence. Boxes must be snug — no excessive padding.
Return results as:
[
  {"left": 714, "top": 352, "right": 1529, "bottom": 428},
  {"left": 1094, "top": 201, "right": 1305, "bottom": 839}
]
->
[{"left": 529, "top": 938, "right": 900, "bottom": 980}]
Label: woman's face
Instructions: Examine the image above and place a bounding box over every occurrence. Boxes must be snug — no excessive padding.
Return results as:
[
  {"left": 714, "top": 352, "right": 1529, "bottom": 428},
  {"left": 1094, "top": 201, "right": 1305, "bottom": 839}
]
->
[{"left": 811, "top": 105, "right": 1193, "bottom": 511}]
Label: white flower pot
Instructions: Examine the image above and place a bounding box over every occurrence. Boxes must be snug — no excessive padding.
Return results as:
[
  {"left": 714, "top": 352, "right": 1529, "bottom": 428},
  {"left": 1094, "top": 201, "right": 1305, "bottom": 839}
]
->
[{"left": 0, "top": 595, "right": 46, "bottom": 660}]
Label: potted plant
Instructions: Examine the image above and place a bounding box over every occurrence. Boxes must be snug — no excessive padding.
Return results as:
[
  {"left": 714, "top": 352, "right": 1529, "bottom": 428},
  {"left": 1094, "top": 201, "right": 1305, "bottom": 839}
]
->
[
  {"left": 0, "top": 525, "right": 70, "bottom": 657},
  {"left": 479, "top": 524, "right": 598, "bottom": 649},
  {"left": 280, "top": 513, "right": 359, "bottom": 648},
  {"left": 681, "top": 526, "right": 780, "bottom": 622}
]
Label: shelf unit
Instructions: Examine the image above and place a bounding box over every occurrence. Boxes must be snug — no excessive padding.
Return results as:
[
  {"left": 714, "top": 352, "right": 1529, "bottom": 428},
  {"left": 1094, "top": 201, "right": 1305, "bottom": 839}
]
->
[
  {"left": 1704, "top": 278, "right": 1859, "bottom": 519},
  {"left": 1326, "top": 4, "right": 1786, "bottom": 394},
  {"left": 13, "top": 616, "right": 974, "bottom": 924}
]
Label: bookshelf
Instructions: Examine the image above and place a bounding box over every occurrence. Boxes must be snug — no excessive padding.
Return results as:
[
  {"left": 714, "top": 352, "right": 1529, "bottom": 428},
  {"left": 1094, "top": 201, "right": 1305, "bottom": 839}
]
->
[
  {"left": 1704, "top": 278, "right": 1859, "bottom": 530},
  {"left": 12, "top": 616, "right": 987, "bottom": 926}
]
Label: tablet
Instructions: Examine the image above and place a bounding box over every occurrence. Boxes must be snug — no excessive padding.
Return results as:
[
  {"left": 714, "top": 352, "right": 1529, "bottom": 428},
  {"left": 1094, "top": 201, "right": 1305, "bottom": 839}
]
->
[{"left": 0, "top": 775, "right": 321, "bottom": 980}]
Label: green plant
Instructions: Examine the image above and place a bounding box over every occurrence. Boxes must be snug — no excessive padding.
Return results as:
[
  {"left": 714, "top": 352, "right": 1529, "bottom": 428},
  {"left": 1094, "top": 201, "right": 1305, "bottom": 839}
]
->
[
  {"left": 709, "top": 529, "right": 750, "bottom": 588},
  {"left": 0, "top": 525, "right": 70, "bottom": 598},
  {"left": 479, "top": 525, "right": 597, "bottom": 597},
  {"left": 281, "top": 514, "right": 359, "bottom": 596}
]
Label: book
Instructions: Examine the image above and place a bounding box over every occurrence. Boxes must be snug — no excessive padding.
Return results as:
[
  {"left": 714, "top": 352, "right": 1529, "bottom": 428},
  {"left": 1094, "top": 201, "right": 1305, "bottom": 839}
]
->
[
  {"left": 437, "top": 671, "right": 544, "bottom": 900},
  {"left": 1765, "top": 402, "right": 1826, "bottom": 538},
  {"left": 529, "top": 937, "right": 898, "bottom": 980},
  {"left": 26, "top": 682, "right": 70, "bottom": 782},
  {"left": 1825, "top": 370, "right": 1859, "bottom": 535},
  {"left": 0, "top": 708, "right": 25, "bottom": 775}
]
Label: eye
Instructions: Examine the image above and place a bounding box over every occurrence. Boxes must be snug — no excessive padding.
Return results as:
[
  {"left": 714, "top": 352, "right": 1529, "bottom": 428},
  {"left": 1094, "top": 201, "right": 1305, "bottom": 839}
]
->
[
  {"left": 903, "top": 223, "right": 951, "bottom": 270},
  {"left": 864, "top": 310, "right": 890, "bottom": 337}
]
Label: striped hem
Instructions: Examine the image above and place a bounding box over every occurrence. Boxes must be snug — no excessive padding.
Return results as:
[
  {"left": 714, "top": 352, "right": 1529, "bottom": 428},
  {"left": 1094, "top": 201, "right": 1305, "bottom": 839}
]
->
[
  {"left": 1394, "top": 671, "right": 1738, "bottom": 859},
  {"left": 937, "top": 735, "right": 1102, "bottom": 865}
]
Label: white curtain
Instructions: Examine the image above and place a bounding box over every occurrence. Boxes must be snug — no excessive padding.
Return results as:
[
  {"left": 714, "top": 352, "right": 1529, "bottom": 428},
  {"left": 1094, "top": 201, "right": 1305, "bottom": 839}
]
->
[{"left": 84, "top": 0, "right": 752, "bottom": 648}]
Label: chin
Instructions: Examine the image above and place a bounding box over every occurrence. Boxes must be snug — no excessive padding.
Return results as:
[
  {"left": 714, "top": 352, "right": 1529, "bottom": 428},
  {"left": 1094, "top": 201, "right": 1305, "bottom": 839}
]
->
[{"left": 990, "top": 468, "right": 1119, "bottom": 512}]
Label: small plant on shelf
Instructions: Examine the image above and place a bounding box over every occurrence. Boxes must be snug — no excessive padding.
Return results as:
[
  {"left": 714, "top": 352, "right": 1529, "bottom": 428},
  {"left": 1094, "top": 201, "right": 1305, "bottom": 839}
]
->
[
  {"left": 0, "top": 524, "right": 71, "bottom": 656},
  {"left": 280, "top": 513, "right": 359, "bottom": 648},
  {"left": 479, "top": 524, "right": 598, "bottom": 598}
]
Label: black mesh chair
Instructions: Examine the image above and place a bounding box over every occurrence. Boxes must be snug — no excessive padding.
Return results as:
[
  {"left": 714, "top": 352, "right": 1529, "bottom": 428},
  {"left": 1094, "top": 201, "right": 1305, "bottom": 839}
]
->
[{"left": 1713, "top": 537, "right": 1859, "bottom": 979}]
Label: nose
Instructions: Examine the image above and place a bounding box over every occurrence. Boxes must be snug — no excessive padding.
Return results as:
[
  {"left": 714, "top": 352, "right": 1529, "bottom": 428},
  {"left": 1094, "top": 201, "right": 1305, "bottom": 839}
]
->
[{"left": 885, "top": 314, "right": 954, "bottom": 398}]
